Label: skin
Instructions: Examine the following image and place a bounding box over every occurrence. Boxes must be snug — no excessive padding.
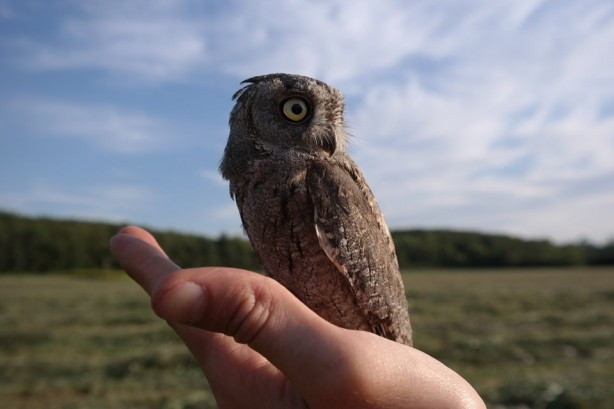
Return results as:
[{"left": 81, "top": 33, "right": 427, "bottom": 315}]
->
[{"left": 110, "top": 226, "right": 486, "bottom": 409}]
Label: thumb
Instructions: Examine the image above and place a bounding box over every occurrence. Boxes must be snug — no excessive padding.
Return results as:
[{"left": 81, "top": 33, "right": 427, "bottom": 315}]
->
[{"left": 151, "top": 267, "right": 352, "bottom": 399}]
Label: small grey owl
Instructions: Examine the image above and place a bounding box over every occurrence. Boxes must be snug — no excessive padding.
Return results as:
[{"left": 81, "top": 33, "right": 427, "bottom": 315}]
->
[{"left": 219, "top": 73, "right": 412, "bottom": 345}]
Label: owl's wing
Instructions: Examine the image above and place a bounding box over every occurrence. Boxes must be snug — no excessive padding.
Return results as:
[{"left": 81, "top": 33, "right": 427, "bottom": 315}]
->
[{"left": 306, "top": 159, "right": 410, "bottom": 342}]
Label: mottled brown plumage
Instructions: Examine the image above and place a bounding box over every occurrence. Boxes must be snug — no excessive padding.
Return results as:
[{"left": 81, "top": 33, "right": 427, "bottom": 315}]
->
[{"left": 219, "top": 73, "right": 412, "bottom": 345}]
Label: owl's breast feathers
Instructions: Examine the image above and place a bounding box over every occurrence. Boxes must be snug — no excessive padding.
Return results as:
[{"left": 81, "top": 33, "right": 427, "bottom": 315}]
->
[{"left": 233, "top": 154, "right": 412, "bottom": 345}]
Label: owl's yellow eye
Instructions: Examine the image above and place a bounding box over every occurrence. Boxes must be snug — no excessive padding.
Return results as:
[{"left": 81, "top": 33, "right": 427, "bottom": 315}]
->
[{"left": 282, "top": 98, "right": 309, "bottom": 122}]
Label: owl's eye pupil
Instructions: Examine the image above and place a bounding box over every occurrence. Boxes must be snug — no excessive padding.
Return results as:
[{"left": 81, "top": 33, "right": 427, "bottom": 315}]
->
[{"left": 291, "top": 104, "right": 303, "bottom": 115}]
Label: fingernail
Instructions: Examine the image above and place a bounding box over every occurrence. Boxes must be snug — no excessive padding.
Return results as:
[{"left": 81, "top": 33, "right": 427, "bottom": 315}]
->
[{"left": 159, "top": 282, "right": 205, "bottom": 323}]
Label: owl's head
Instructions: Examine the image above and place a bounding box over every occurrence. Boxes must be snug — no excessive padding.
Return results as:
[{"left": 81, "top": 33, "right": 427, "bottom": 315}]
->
[{"left": 224, "top": 74, "right": 347, "bottom": 164}]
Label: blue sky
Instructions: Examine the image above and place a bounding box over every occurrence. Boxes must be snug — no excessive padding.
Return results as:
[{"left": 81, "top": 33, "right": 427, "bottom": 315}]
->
[{"left": 1, "top": 0, "right": 613, "bottom": 243}]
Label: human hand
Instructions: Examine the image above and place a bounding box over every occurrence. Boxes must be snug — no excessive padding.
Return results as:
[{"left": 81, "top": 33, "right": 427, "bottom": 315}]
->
[{"left": 110, "top": 226, "right": 485, "bottom": 409}]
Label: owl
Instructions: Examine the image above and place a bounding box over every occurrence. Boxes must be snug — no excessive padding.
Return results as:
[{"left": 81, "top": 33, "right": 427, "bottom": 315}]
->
[{"left": 219, "top": 73, "right": 412, "bottom": 345}]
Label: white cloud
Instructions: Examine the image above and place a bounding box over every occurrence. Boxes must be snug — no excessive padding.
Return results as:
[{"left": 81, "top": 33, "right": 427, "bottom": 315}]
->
[
  {"left": 9, "top": 1, "right": 533, "bottom": 84},
  {"left": 11, "top": 0, "right": 614, "bottom": 87},
  {"left": 0, "top": 182, "right": 154, "bottom": 223},
  {"left": 348, "top": 66, "right": 614, "bottom": 242},
  {"left": 5, "top": 98, "right": 176, "bottom": 154},
  {"left": 341, "top": 0, "right": 614, "bottom": 243},
  {"left": 12, "top": 0, "right": 206, "bottom": 82},
  {"left": 208, "top": 0, "right": 435, "bottom": 84},
  {"left": 15, "top": 1, "right": 614, "bottom": 91}
]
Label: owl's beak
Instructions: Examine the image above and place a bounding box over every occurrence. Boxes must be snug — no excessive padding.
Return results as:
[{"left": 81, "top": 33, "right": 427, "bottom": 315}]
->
[
  {"left": 322, "top": 134, "right": 337, "bottom": 156},
  {"left": 316, "top": 125, "right": 337, "bottom": 156}
]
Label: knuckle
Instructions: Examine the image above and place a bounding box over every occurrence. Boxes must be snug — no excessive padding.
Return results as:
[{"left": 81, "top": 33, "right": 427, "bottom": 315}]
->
[
  {"left": 150, "top": 269, "right": 183, "bottom": 311},
  {"left": 224, "top": 282, "right": 276, "bottom": 344}
]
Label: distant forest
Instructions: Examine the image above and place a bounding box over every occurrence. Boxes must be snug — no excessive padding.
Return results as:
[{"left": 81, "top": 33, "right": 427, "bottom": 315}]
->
[{"left": 1, "top": 210, "right": 613, "bottom": 273}]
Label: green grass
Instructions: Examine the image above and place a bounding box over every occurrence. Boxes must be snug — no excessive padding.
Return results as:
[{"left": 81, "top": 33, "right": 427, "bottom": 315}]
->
[
  {"left": 1, "top": 268, "right": 613, "bottom": 408},
  {"left": 406, "top": 268, "right": 614, "bottom": 409}
]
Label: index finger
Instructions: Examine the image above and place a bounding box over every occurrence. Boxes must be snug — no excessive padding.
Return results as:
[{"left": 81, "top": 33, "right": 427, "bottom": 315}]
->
[{"left": 110, "top": 226, "right": 180, "bottom": 294}]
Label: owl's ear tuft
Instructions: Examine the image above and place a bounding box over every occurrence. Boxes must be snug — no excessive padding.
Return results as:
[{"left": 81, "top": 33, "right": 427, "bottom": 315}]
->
[
  {"left": 240, "top": 75, "right": 271, "bottom": 85},
  {"left": 232, "top": 85, "right": 251, "bottom": 101}
]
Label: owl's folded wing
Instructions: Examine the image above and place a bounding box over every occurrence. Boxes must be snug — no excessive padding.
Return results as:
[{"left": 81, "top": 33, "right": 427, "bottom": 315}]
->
[{"left": 306, "top": 159, "right": 411, "bottom": 343}]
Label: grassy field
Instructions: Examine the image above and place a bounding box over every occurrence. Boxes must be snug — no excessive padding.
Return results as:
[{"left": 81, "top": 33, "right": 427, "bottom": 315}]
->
[{"left": 0, "top": 268, "right": 612, "bottom": 408}]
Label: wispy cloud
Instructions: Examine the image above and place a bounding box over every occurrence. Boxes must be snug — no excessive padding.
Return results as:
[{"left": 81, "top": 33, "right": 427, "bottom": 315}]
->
[
  {"left": 9, "top": 1, "right": 545, "bottom": 84},
  {"left": 339, "top": 1, "right": 614, "bottom": 242},
  {"left": 0, "top": 182, "right": 155, "bottom": 223},
  {"left": 13, "top": 1, "right": 614, "bottom": 90},
  {"left": 350, "top": 71, "right": 614, "bottom": 242},
  {"left": 14, "top": 0, "right": 207, "bottom": 82},
  {"left": 4, "top": 98, "right": 176, "bottom": 154}
]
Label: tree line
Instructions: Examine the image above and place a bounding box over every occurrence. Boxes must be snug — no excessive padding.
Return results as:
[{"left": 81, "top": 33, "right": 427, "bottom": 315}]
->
[{"left": 1, "top": 210, "right": 612, "bottom": 273}]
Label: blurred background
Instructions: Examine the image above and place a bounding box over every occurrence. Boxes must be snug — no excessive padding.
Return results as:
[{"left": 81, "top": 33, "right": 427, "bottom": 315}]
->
[{"left": 1, "top": 1, "right": 613, "bottom": 408}]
